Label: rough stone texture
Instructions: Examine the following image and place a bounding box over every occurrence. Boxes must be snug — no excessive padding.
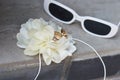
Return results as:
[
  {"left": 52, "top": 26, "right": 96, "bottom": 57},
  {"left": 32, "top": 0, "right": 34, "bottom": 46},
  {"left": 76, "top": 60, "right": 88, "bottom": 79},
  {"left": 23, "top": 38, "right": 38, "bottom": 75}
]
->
[{"left": 0, "top": 0, "right": 120, "bottom": 80}]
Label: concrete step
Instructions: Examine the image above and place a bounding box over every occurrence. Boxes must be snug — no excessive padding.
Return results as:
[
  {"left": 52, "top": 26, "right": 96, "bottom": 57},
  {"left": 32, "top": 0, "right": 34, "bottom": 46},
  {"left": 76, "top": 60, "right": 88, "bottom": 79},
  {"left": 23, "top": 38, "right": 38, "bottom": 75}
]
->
[
  {"left": 68, "top": 55, "right": 120, "bottom": 80},
  {"left": 96, "top": 75, "right": 120, "bottom": 80}
]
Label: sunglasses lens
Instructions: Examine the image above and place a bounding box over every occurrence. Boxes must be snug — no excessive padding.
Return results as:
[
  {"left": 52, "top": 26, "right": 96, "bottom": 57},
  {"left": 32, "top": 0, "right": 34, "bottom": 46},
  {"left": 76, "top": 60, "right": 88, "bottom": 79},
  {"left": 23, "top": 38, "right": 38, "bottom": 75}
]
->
[
  {"left": 49, "top": 3, "right": 73, "bottom": 22},
  {"left": 84, "top": 20, "right": 111, "bottom": 35}
]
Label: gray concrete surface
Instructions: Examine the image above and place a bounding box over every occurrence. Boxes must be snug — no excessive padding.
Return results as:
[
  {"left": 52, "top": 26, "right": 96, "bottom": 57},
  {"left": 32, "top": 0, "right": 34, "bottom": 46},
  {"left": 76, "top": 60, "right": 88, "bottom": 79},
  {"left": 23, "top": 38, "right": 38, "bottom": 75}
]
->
[
  {"left": 0, "top": 0, "right": 120, "bottom": 80},
  {"left": 68, "top": 55, "right": 120, "bottom": 80}
]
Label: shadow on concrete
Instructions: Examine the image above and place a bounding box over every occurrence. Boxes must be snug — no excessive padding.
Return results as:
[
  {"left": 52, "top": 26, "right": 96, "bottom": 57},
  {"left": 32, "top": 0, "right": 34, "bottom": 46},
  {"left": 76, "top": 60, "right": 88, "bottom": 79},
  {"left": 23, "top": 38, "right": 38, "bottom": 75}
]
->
[{"left": 68, "top": 55, "right": 120, "bottom": 80}]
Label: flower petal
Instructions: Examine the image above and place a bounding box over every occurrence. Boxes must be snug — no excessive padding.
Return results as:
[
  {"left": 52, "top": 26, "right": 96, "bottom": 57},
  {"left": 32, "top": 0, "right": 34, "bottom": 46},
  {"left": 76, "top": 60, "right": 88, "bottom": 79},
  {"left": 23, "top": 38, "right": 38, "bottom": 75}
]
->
[
  {"left": 24, "top": 48, "right": 39, "bottom": 56},
  {"left": 42, "top": 53, "right": 52, "bottom": 65},
  {"left": 16, "top": 33, "right": 29, "bottom": 48}
]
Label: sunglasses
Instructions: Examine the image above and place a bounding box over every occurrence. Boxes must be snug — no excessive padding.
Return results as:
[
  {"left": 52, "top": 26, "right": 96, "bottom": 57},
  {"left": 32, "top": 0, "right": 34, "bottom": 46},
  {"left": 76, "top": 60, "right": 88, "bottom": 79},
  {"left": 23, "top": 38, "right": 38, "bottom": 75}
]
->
[{"left": 44, "top": 0, "right": 118, "bottom": 38}]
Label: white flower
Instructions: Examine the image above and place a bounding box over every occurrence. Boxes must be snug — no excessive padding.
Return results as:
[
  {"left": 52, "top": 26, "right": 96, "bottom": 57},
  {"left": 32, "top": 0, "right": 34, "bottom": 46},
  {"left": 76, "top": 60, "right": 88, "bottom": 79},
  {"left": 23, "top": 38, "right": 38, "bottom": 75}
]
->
[
  {"left": 17, "top": 18, "right": 76, "bottom": 65},
  {"left": 17, "top": 18, "right": 54, "bottom": 48},
  {"left": 42, "top": 37, "right": 76, "bottom": 65}
]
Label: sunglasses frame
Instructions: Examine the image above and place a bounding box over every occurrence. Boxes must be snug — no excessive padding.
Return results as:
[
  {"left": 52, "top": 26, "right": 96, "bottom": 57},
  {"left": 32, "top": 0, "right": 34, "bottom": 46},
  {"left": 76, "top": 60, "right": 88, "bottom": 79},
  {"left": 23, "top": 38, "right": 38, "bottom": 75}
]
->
[{"left": 44, "top": 0, "right": 118, "bottom": 38}]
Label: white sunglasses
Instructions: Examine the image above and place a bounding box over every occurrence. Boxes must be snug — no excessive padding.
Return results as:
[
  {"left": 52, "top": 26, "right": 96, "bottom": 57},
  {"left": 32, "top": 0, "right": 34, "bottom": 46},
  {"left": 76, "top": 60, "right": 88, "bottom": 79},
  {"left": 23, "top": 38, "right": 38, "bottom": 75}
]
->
[{"left": 44, "top": 0, "right": 119, "bottom": 38}]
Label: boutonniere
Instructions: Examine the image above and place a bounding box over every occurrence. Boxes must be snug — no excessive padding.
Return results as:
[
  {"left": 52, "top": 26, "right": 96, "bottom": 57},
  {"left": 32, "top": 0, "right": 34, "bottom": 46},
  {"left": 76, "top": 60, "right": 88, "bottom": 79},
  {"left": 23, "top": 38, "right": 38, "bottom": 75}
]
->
[{"left": 16, "top": 18, "right": 76, "bottom": 65}]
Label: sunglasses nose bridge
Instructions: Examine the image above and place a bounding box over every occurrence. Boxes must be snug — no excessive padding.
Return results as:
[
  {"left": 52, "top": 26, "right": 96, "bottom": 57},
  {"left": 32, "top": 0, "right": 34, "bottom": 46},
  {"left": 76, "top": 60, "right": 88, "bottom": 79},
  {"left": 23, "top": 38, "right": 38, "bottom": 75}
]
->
[{"left": 75, "top": 14, "right": 84, "bottom": 22}]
